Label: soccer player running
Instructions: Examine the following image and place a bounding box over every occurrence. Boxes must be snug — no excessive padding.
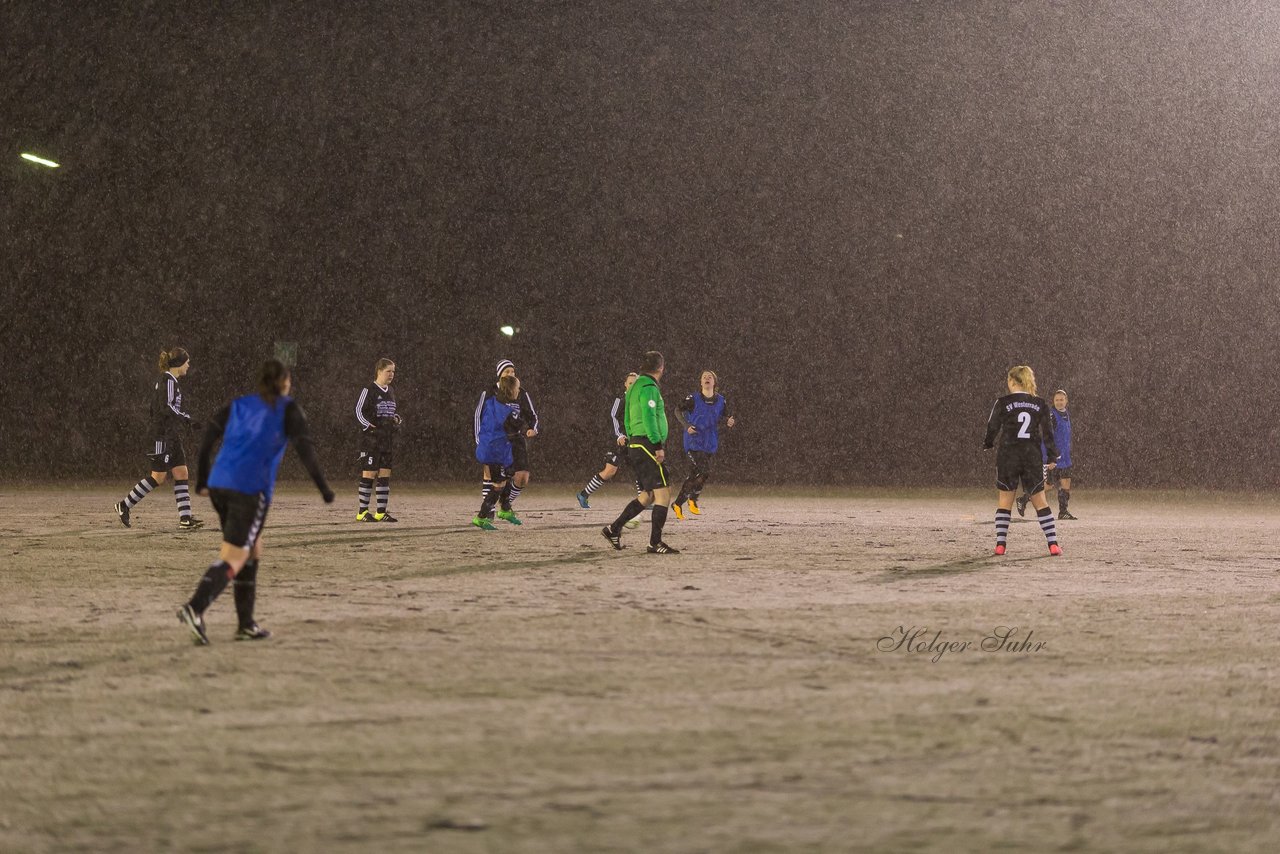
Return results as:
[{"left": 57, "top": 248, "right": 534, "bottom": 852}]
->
[
  {"left": 178, "top": 359, "right": 334, "bottom": 645},
  {"left": 355, "top": 358, "right": 401, "bottom": 522},
  {"left": 601, "top": 351, "right": 679, "bottom": 554},
  {"left": 982, "top": 365, "right": 1062, "bottom": 557},
  {"left": 474, "top": 359, "right": 539, "bottom": 525},
  {"left": 472, "top": 374, "right": 524, "bottom": 530},
  {"left": 670, "top": 369, "right": 735, "bottom": 520},
  {"left": 114, "top": 347, "right": 204, "bottom": 530},
  {"left": 576, "top": 372, "right": 638, "bottom": 508}
]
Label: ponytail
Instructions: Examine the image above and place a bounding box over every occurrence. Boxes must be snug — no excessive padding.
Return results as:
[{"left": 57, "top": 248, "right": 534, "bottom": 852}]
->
[
  {"left": 1007, "top": 365, "right": 1037, "bottom": 396},
  {"left": 158, "top": 347, "right": 189, "bottom": 372}
]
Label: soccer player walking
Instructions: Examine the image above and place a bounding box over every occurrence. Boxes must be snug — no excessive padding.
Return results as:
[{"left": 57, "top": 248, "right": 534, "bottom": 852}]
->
[
  {"left": 355, "top": 358, "right": 401, "bottom": 522},
  {"left": 671, "top": 370, "right": 735, "bottom": 520},
  {"left": 576, "top": 372, "right": 638, "bottom": 508},
  {"left": 601, "top": 351, "right": 679, "bottom": 554},
  {"left": 982, "top": 365, "right": 1062, "bottom": 556},
  {"left": 114, "top": 347, "right": 204, "bottom": 530},
  {"left": 178, "top": 360, "right": 333, "bottom": 645}
]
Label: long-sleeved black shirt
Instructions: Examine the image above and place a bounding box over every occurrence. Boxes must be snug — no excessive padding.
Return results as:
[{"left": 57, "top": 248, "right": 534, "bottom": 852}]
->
[
  {"left": 149, "top": 371, "right": 192, "bottom": 440},
  {"left": 196, "top": 398, "right": 330, "bottom": 496},
  {"left": 983, "top": 392, "right": 1059, "bottom": 461}
]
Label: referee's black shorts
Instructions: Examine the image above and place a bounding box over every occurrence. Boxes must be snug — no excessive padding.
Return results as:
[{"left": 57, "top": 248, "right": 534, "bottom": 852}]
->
[
  {"left": 209, "top": 488, "right": 270, "bottom": 550},
  {"left": 628, "top": 443, "right": 669, "bottom": 493}
]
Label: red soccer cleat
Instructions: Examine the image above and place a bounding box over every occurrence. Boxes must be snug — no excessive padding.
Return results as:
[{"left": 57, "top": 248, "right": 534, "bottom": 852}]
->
[
  {"left": 1049, "top": 544, "right": 1062, "bottom": 556},
  {"left": 994, "top": 544, "right": 1006, "bottom": 556}
]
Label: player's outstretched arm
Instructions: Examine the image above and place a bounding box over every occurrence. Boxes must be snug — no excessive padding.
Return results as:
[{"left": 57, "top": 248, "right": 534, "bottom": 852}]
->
[{"left": 285, "top": 401, "right": 335, "bottom": 502}]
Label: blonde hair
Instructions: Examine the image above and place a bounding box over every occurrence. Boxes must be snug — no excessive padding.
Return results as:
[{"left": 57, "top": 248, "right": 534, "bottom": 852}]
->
[
  {"left": 375, "top": 358, "right": 395, "bottom": 375},
  {"left": 1007, "top": 365, "right": 1036, "bottom": 395},
  {"left": 497, "top": 374, "right": 520, "bottom": 403}
]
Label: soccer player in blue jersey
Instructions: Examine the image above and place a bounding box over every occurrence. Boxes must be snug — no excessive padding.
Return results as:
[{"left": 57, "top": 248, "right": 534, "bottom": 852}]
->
[
  {"left": 472, "top": 374, "right": 524, "bottom": 530},
  {"left": 670, "top": 370, "right": 735, "bottom": 520},
  {"left": 1047, "top": 389, "right": 1075, "bottom": 519},
  {"left": 177, "top": 360, "right": 334, "bottom": 645},
  {"left": 1016, "top": 388, "right": 1076, "bottom": 520}
]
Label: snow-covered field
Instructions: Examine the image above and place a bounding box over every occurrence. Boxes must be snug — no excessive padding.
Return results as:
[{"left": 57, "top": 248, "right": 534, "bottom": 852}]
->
[{"left": 3, "top": 486, "right": 1277, "bottom": 852}]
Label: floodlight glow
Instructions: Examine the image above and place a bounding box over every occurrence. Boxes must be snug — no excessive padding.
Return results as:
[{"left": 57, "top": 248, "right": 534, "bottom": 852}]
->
[
  {"left": 500, "top": 325, "right": 515, "bottom": 337},
  {"left": 21, "top": 153, "right": 60, "bottom": 168}
]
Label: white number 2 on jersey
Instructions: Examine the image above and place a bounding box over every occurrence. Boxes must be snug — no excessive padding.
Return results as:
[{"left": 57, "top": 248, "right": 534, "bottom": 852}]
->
[{"left": 1016, "top": 411, "right": 1032, "bottom": 439}]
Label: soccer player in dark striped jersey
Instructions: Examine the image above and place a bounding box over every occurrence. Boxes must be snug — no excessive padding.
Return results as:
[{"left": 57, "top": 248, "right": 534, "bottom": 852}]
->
[
  {"left": 982, "top": 365, "right": 1062, "bottom": 557},
  {"left": 355, "top": 358, "right": 400, "bottom": 522},
  {"left": 177, "top": 360, "right": 333, "bottom": 645},
  {"left": 671, "top": 369, "right": 735, "bottom": 520},
  {"left": 474, "top": 359, "right": 539, "bottom": 525},
  {"left": 113, "top": 347, "right": 204, "bottom": 530},
  {"left": 576, "top": 372, "right": 638, "bottom": 508}
]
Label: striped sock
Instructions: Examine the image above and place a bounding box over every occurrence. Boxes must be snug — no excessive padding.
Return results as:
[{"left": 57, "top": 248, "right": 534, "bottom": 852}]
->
[
  {"left": 376, "top": 477, "right": 390, "bottom": 514},
  {"left": 124, "top": 476, "right": 158, "bottom": 509},
  {"left": 584, "top": 475, "right": 605, "bottom": 496},
  {"left": 506, "top": 484, "right": 522, "bottom": 508},
  {"left": 995, "top": 508, "right": 1011, "bottom": 547},
  {"left": 173, "top": 479, "right": 192, "bottom": 519},
  {"left": 482, "top": 479, "right": 494, "bottom": 504},
  {"left": 357, "top": 477, "right": 373, "bottom": 513},
  {"left": 1037, "top": 507, "right": 1058, "bottom": 546}
]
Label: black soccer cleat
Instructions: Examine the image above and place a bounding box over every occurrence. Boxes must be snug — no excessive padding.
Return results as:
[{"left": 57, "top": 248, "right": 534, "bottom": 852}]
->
[
  {"left": 178, "top": 516, "right": 205, "bottom": 530},
  {"left": 1015, "top": 495, "right": 1029, "bottom": 517},
  {"left": 114, "top": 501, "right": 131, "bottom": 528},
  {"left": 647, "top": 542, "right": 680, "bottom": 555},
  {"left": 178, "top": 604, "right": 209, "bottom": 646},
  {"left": 601, "top": 526, "right": 623, "bottom": 550},
  {"left": 1058, "top": 511, "right": 1078, "bottom": 521},
  {"left": 374, "top": 512, "right": 398, "bottom": 523},
  {"left": 235, "top": 623, "right": 272, "bottom": 641}
]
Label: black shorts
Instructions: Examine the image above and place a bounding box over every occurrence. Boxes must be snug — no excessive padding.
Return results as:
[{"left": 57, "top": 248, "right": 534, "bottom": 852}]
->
[
  {"left": 209, "top": 488, "right": 270, "bottom": 550},
  {"left": 685, "top": 449, "right": 714, "bottom": 477},
  {"left": 483, "top": 463, "right": 515, "bottom": 483},
  {"left": 358, "top": 438, "right": 394, "bottom": 471},
  {"left": 628, "top": 444, "right": 669, "bottom": 492},
  {"left": 1050, "top": 466, "right": 1073, "bottom": 485},
  {"left": 997, "top": 448, "right": 1046, "bottom": 495},
  {"left": 511, "top": 434, "right": 530, "bottom": 473},
  {"left": 146, "top": 438, "right": 185, "bottom": 472},
  {"left": 603, "top": 445, "right": 625, "bottom": 468}
]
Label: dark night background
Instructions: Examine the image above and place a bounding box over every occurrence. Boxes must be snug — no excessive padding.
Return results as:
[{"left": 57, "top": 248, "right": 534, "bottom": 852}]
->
[{"left": 4, "top": 1, "right": 1279, "bottom": 488}]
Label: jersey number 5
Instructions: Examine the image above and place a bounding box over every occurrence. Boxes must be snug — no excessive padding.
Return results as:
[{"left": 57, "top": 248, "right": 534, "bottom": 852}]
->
[{"left": 1016, "top": 411, "right": 1032, "bottom": 439}]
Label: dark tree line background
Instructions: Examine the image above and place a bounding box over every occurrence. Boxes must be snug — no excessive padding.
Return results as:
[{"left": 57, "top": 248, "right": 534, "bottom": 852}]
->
[{"left": 5, "top": 2, "right": 1280, "bottom": 488}]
